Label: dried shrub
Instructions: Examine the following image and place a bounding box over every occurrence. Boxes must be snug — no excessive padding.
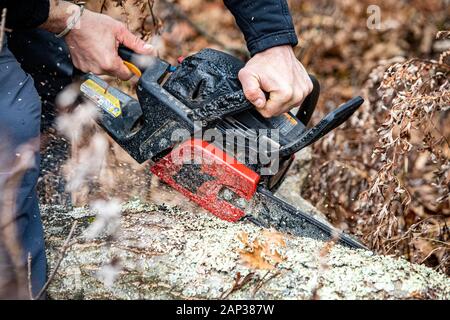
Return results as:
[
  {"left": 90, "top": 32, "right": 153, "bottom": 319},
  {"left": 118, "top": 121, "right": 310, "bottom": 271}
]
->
[
  {"left": 289, "top": 0, "right": 450, "bottom": 274},
  {"left": 360, "top": 57, "right": 449, "bottom": 271}
]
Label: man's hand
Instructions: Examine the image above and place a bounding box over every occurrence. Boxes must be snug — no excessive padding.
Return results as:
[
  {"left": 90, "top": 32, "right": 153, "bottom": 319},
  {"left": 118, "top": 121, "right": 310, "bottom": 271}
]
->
[
  {"left": 238, "top": 45, "right": 313, "bottom": 118},
  {"left": 40, "top": 1, "right": 153, "bottom": 80}
]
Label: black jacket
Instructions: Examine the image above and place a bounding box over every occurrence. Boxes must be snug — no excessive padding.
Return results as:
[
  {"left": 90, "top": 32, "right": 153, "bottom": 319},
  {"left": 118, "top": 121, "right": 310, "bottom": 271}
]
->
[
  {"left": 223, "top": 0, "right": 298, "bottom": 55},
  {"left": 0, "top": 0, "right": 298, "bottom": 55}
]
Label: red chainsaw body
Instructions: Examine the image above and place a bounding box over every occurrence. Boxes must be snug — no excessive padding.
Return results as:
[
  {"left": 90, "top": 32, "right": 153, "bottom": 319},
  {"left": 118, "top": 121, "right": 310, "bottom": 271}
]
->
[{"left": 150, "top": 138, "right": 260, "bottom": 222}]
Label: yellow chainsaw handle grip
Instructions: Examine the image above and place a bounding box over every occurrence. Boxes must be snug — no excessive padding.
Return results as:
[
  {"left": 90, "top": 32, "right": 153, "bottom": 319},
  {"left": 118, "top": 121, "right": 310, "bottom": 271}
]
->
[
  {"left": 123, "top": 60, "right": 142, "bottom": 77},
  {"left": 118, "top": 46, "right": 144, "bottom": 77}
]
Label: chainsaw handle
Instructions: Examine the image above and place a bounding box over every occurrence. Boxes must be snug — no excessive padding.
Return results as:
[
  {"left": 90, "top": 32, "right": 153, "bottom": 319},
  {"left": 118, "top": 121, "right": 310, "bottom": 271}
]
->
[
  {"left": 118, "top": 45, "right": 161, "bottom": 76},
  {"left": 118, "top": 46, "right": 135, "bottom": 63},
  {"left": 71, "top": 46, "right": 150, "bottom": 78},
  {"left": 296, "top": 75, "right": 320, "bottom": 126}
]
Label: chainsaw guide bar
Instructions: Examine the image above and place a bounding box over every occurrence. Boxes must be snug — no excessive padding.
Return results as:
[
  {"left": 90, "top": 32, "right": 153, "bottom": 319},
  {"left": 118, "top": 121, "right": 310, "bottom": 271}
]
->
[{"left": 246, "top": 187, "right": 367, "bottom": 249}]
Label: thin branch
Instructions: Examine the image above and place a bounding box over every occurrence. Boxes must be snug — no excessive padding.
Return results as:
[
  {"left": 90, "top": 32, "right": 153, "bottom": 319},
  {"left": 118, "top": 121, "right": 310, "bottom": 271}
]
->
[
  {"left": 32, "top": 220, "right": 78, "bottom": 300},
  {"left": 27, "top": 252, "right": 33, "bottom": 300},
  {"left": 159, "top": 0, "right": 248, "bottom": 57},
  {"left": 0, "top": 8, "right": 7, "bottom": 53},
  {"left": 220, "top": 272, "right": 255, "bottom": 299},
  {"left": 252, "top": 270, "right": 280, "bottom": 297}
]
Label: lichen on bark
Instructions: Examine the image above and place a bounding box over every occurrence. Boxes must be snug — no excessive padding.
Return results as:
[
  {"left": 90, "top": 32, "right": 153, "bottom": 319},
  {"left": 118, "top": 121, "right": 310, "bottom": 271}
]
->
[{"left": 42, "top": 198, "right": 450, "bottom": 300}]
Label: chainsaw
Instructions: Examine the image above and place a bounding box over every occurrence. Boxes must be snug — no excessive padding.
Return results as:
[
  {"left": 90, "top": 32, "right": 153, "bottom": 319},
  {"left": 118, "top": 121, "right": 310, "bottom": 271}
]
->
[{"left": 8, "top": 30, "right": 367, "bottom": 249}]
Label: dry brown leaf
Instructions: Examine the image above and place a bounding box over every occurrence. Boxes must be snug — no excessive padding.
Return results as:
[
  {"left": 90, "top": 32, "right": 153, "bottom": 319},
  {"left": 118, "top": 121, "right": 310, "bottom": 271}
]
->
[{"left": 237, "top": 231, "right": 287, "bottom": 270}]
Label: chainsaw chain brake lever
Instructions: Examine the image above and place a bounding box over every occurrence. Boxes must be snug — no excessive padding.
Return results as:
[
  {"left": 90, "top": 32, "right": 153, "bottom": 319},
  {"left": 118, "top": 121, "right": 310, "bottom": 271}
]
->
[{"left": 277, "top": 96, "right": 364, "bottom": 157}]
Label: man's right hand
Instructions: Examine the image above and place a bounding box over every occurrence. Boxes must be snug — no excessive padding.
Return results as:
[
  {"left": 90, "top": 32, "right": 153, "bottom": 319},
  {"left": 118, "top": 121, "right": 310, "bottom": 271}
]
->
[{"left": 40, "top": 1, "right": 154, "bottom": 80}]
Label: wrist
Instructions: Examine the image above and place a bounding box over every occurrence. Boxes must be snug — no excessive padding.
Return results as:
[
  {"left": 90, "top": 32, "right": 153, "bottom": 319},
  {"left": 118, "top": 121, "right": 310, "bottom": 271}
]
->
[
  {"left": 255, "top": 45, "right": 293, "bottom": 58},
  {"left": 39, "top": 1, "right": 81, "bottom": 34}
]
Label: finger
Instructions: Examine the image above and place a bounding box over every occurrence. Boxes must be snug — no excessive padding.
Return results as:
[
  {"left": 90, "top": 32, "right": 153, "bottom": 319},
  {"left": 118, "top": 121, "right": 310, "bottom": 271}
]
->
[
  {"left": 112, "top": 56, "right": 134, "bottom": 80},
  {"left": 118, "top": 26, "right": 154, "bottom": 55},
  {"left": 238, "top": 69, "right": 266, "bottom": 109},
  {"left": 263, "top": 87, "right": 294, "bottom": 118}
]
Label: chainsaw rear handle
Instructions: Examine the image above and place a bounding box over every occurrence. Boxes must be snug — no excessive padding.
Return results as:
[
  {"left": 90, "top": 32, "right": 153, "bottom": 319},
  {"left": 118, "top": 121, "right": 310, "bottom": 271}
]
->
[
  {"left": 71, "top": 46, "right": 153, "bottom": 78},
  {"left": 295, "top": 75, "right": 320, "bottom": 126},
  {"left": 118, "top": 45, "right": 160, "bottom": 75},
  {"left": 118, "top": 46, "right": 135, "bottom": 63}
]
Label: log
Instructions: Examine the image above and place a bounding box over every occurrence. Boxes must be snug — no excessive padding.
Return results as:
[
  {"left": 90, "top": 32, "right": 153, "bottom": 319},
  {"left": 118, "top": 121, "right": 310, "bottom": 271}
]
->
[
  {"left": 42, "top": 193, "right": 450, "bottom": 300},
  {"left": 37, "top": 129, "right": 449, "bottom": 300}
]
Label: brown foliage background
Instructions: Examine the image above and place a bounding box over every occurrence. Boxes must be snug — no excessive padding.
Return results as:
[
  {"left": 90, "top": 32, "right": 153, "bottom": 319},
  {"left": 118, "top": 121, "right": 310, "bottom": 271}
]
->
[{"left": 79, "top": 0, "right": 449, "bottom": 274}]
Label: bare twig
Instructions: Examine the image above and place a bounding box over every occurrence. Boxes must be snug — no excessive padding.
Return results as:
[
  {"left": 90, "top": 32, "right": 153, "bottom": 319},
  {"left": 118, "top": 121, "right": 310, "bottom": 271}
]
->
[
  {"left": 32, "top": 220, "right": 78, "bottom": 300},
  {"left": 0, "top": 8, "right": 7, "bottom": 53},
  {"left": 0, "top": 141, "right": 38, "bottom": 298},
  {"left": 311, "top": 240, "right": 336, "bottom": 300},
  {"left": 252, "top": 270, "right": 280, "bottom": 297},
  {"left": 220, "top": 272, "right": 255, "bottom": 299},
  {"left": 159, "top": 0, "right": 248, "bottom": 57},
  {"left": 27, "top": 253, "right": 33, "bottom": 299},
  {"left": 147, "top": 0, "right": 160, "bottom": 34}
]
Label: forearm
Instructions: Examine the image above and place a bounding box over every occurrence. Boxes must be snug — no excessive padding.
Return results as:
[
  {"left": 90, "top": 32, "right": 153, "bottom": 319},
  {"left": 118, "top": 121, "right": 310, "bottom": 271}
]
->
[
  {"left": 223, "top": 0, "right": 298, "bottom": 56},
  {"left": 39, "top": 0, "right": 79, "bottom": 34}
]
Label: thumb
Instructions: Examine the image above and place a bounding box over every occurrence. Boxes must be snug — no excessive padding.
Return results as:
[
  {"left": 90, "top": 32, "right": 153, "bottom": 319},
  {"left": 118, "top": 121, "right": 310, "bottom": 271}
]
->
[
  {"left": 238, "top": 69, "right": 266, "bottom": 109},
  {"left": 118, "top": 27, "right": 154, "bottom": 55}
]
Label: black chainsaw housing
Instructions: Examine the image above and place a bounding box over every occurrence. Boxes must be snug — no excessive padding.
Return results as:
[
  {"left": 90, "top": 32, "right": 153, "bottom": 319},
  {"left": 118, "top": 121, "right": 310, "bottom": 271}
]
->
[
  {"left": 133, "top": 48, "right": 319, "bottom": 189},
  {"left": 7, "top": 29, "right": 363, "bottom": 193}
]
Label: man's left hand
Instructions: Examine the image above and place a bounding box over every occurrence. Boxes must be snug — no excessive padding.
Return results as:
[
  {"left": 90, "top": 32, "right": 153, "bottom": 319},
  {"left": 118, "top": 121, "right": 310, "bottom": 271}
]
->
[{"left": 238, "top": 45, "right": 313, "bottom": 118}]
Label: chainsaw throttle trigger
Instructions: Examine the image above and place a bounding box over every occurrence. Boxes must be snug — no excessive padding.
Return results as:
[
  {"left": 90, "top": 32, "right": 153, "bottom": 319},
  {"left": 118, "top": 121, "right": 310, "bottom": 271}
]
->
[{"left": 118, "top": 46, "right": 168, "bottom": 77}]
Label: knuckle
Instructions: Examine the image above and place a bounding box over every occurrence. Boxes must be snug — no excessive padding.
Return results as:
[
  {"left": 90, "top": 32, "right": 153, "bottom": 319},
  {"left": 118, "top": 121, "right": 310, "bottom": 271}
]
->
[
  {"left": 120, "top": 70, "right": 132, "bottom": 81},
  {"left": 293, "top": 93, "right": 304, "bottom": 105},
  {"left": 260, "top": 110, "right": 273, "bottom": 118},
  {"left": 261, "top": 103, "right": 279, "bottom": 118},
  {"left": 116, "top": 21, "right": 127, "bottom": 32},
  {"left": 114, "top": 22, "right": 128, "bottom": 39},
  {"left": 101, "top": 60, "right": 115, "bottom": 72},
  {"left": 91, "top": 67, "right": 102, "bottom": 75},
  {"left": 130, "top": 34, "right": 140, "bottom": 46},
  {"left": 280, "top": 87, "right": 293, "bottom": 101},
  {"left": 244, "top": 88, "right": 260, "bottom": 100},
  {"left": 238, "top": 68, "right": 249, "bottom": 79}
]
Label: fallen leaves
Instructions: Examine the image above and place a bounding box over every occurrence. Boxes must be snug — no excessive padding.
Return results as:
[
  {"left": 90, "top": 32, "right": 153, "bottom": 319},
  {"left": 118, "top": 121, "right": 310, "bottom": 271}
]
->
[{"left": 237, "top": 230, "right": 287, "bottom": 270}]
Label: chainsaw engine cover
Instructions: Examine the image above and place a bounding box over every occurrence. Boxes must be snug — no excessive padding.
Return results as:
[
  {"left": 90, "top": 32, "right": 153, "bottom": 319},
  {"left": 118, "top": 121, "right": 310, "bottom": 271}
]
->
[
  {"left": 163, "top": 49, "right": 253, "bottom": 123},
  {"left": 161, "top": 49, "right": 307, "bottom": 186}
]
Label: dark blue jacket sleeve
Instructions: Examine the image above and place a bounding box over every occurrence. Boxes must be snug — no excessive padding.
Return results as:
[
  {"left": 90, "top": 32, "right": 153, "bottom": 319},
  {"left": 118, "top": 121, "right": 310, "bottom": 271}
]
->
[
  {"left": 223, "top": 0, "right": 298, "bottom": 56},
  {"left": 0, "top": 0, "right": 50, "bottom": 30}
]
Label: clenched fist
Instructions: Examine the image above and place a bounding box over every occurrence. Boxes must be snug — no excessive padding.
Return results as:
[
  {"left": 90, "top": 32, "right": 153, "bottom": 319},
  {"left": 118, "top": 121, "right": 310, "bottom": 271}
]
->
[{"left": 238, "top": 45, "right": 313, "bottom": 118}]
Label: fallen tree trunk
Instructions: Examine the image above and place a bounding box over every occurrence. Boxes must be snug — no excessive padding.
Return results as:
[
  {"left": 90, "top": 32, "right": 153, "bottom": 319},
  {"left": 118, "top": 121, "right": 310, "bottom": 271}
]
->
[
  {"left": 37, "top": 130, "right": 449, "bottom": 299},
  {"left": 42, "top": 195, "right": 450, "bottom": 300}
]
